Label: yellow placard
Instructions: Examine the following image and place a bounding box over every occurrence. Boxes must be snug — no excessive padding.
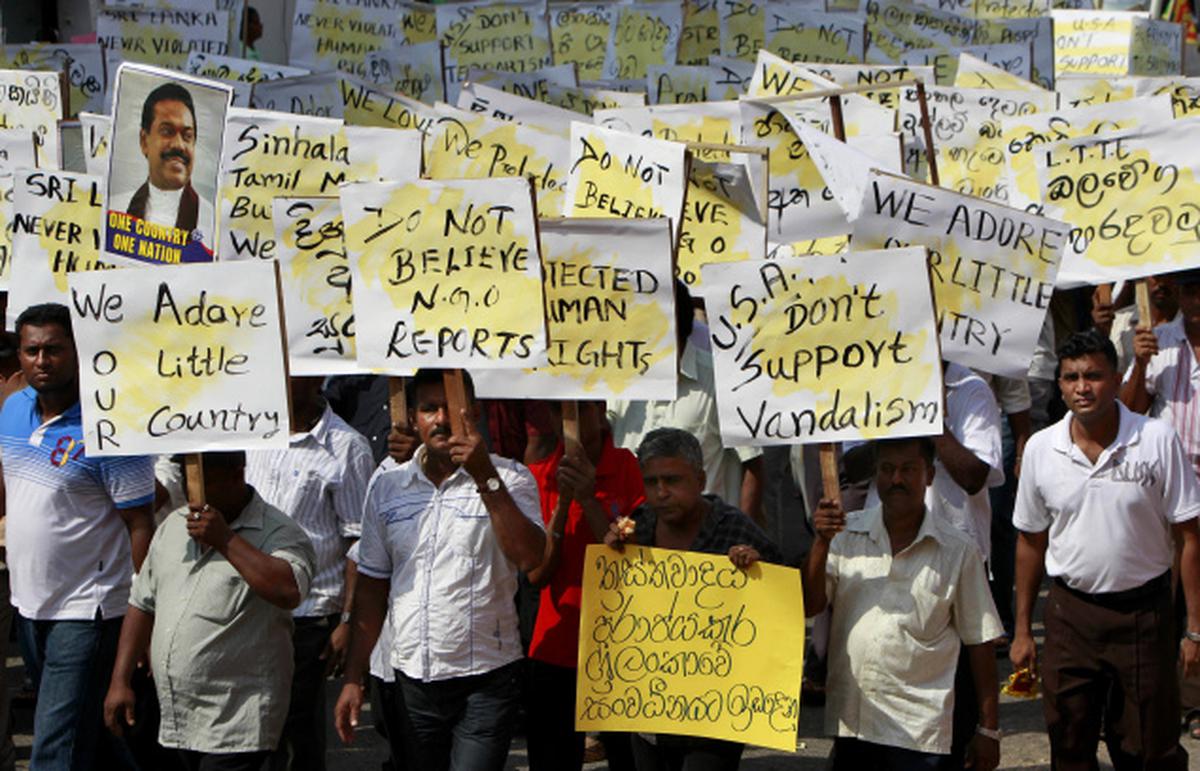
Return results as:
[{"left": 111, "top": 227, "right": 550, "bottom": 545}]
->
[
  {"left": 1052, "top": 10, "right": 1136, "bottom": 77},
  {"left": 763, "top": 12, "right": 866, "bottom": 65},
  {"left": 340, "top": 176, "right": 547, "bottom": 372},
  {"left": 550, "top": 2, "right": 613, "bottom": 81},
  {"left": 576, "top": 544, "right": 805, "bottom": 751},
  {"left": 679, "top": 0, "right": 721, "bottom": 65},
  {"left": 606, "top": 3, "right": 683, "bottom": 80},
  {"left": 678, "top": 155, "right": 767, "bottom": 287},
  {"left": 438, "top": 2, "right": 553, "bottom": 94},
  {"left": 425, "top": 105, "right": 568, "bottom": 217},
  {"left": 720, "top": 1, "right": 764, "bottom": 61},
  {"left": 97, "top": 8, "right": 229, "bottom": 70}
]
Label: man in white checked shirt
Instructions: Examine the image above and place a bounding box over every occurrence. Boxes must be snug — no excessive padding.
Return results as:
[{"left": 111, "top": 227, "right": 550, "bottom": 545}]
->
[{"left": 246, "top": 377, "right": 374, "bottom": 771}]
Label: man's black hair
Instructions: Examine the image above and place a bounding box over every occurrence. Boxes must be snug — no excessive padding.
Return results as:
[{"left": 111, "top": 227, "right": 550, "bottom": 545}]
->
[
  {"left": 15, "top": 303, "right": 72, "bottom": 341},
  {"left": 674, "top": 279, "right": 694, "bottom": 347},
  {"left": 141, "top": 82, "right": 197, "bottom": 134},
  {"left": 405, "top": 368, "right": 477, "bottom": 407},
  {"left": 871, "top": 436, "right": 935, "bottom": 468},
  {"left": 1054, "top": 328, "right": 1118, "bottom": 379}
]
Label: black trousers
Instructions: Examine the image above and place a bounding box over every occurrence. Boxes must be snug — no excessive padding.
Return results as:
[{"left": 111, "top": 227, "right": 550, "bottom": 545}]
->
[
  {"left": 178, "top": 749, "right": 271, "bottom": 771},
  {"left": 270, "top": 614, "right": 338, "bottom": 771},
  {"left": 630, "top": 734, "right": 743, "bottom": 771}
]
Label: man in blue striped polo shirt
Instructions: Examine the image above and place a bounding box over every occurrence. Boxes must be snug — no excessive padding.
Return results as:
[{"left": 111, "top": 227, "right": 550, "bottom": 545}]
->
[{"left": 0, "top": 303, "right": 155, "bottom": 770}]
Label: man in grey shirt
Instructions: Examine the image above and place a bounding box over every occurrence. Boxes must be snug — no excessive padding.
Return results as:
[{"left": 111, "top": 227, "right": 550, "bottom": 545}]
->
[{"left": 102, "top": 451, "right": 316, "bottom": 771}]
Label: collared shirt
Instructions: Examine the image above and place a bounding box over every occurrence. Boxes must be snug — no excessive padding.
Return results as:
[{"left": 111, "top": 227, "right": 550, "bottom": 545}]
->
[
  {"left": 325, "top": 375, "right": 392, "bottom": 465},
  {"left": 527, "top": 438, "right": 645, "bottom": 668},
  {"left": 608, "top": 343, "right": 761, "bottom": 507},
  {"left": 825, "top": 505, "right": 1003, "bottom": 755},
  {"left": 631, "top": 494, "right": 782, "bottom": 562},
  {"left": 1112, "top": 306, "right": 1180, "bottom": 376},
  {"left": 357, "top": 448, "right": 543, "bottom": 682},
  {"left": 0, "top": 388, "right": 154, "bottom": 620},
  {"left": 246, "top": 404, "right": 372, "bottom": 617},
  {"left": 129, "top": 491, "right": 316, "bottom": 753},
  {"left": 1125, "top": 315, "right": 1200, "bottom": 473},
  {"left": 866, "top": 364, "right": 1004, "bottom": 559},
  {"left": 1014, "top": 403, "right": 1200, "bottom": 593}
]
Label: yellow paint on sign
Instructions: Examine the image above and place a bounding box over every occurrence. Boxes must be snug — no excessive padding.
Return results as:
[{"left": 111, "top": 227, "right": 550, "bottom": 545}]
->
[{"left": 576, "top": 544, "right": 804, "bottom": 752}]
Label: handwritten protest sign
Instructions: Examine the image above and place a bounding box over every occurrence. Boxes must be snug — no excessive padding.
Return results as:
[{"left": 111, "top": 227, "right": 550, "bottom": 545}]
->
[
  {"left": 69, "top": 260, "right": 290, "bottom": 455},
  {"left": 1031, "top": 115, "right": 1200, "bottom": 285},
  {"left": 80, "top": 112, "right": 110, "bottom": 177},
  {"left": 470, "top": 65, "right": 578, "bottom": 91},
  {"left": 562, "top": 122, "right": 689, "bottom": 246},
  {"left": 438, "top": 1, "right": 554, "bottom": 102},
  {"left": 8, "top": 170, "right": 110, "bottom": 326},
  {"left": 647, "top": 65, "right": 716, "bottom": 103},
  {"left": 974, "top": 16, "right": 1055, "bottom": 89},
  {"left": 469, "top": 74, "right": 641, "bottom": 116},
  {"left": 0, "top": 129, "right": 36, "bottom": 174},
  {"left": 289, "top": 0, "right": 410, "bottom": 76},
  {"left": 363, "top": 44, "right": 444, "bottom": 104},
  {"left": 763, "top": 9, "right": 866, "bottom": 65},
  {"left": 186, "top": 53, "right": 309, "bottom": 84},
  {"left": 0, "top": 43, "right": 105, "bottom": 116},
  {"left": 605, "top": 2, "right": 684, "bottom": 81},
  {"left": 0, "top": 70, "right": 62, "bottom": 170},
  {"left": 0, "top": 176, "right": 13, "bottom": 291},
  {"left": 593, "top": 101, "right": 742, "bottom": 158},
  {"left": 97, "top": 8, "right": 229, "bottom": 69},
  {"left": 474, "top": 217, "right": 677, "bottom": 400},
  {"left": 708, "top": 56, "right": 754, "bottom": 95},
  {"left": 1130, "top": 18, "right": 1183, "bottom": 75},
  {"left": 1051, "top": 11, "right": 1179, "bottom": 77},
  {"left": 804, "top": 63, "right": 936, "bottom": 110},
  {"left": 678, "top": 154, "right": 768, "bottom": 287},
  {"left": 680, "top": 0, "right": 721, "bottom": 65},
  {"left": 457, "top": 81, "right": 579, "bottom": 136},
  {"left": 1002, "top": 95, "right": 1172, "bottom": 206},
  {"left": 218, "top": 109, "right": 421, "bottom": 262},
  {"left": 865, "top": 0, "right": 978, "bottom": 64},
  {"left": 340, "top": 176, "right": 547, "bottom": 371},
  {"left": 341, "top": 76, "right": 438, "bottom": 136},
  {"left": 273, "top": 196, "right": 359, "bottom": 375},
  {"left": 900, "top": 43, "right": 1034, "bottom": 86},
  {"left": 720, "top": 0, "right": 766, "bottom": 61},
  {"left": 249, "top": 71, "right": 345, "bottom": 117},
  {"left": 794, "top": 122, "right": 903, "bottom": 223},
  {"left": 745, "top": 52, "right": 894, "bottom": 138},
  {"left": 576, "top": 543, "right": 804, "bottom": 750},
  {"left": 954, "top": 51, "right": 1047, "bottom": 90},
  {"left": 425, "top": 103, "right": 569, "bottom": 217},
  {"left": 701, "top": 248, "right": 944, "bottom": 445},
  {"left": 851, "top": 171, "right": 1068, "bottom": 377},
  {"left": 550, "top": 2, "right": 616, "bottom": 80}
]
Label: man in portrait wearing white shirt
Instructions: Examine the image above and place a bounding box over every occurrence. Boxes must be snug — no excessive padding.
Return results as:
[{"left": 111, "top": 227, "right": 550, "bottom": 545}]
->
[
  {"left": 114, "top": 82, "right": 214, "bottom": 238},
  {"left": 1013, "top": 329, "right": 1200, "bottom": 770},
  {"left": 333, "top": 369, "right": 545, "bottom": 770}
]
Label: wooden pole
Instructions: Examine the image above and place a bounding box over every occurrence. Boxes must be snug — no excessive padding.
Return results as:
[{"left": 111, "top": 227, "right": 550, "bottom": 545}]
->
[
  {"left": 748, "top": 77, "right": 922, "bottom": 105},
  {"left": 819, "top": 448, "right": 840, "bottom": 506},
  {"left": 388, "top": 377, "right": 408, "bottom": 430},
  {"left": 829, "top": 94, "right": 847, "bottom": 142},
  {"left": 914, "top": 81, "right": 940, "bottom": 187},
  {"left": 561, "top": 401, "right": 580, "bottom": 451},
  {"left": 1136, "top": 280, "right": 1153, "bottom": 330},
  {"left": 184, "top": 454, "right": 205, "bottom": 507},
  {"left": 443, "top": 369, "right": 469, "bottom": 437}
]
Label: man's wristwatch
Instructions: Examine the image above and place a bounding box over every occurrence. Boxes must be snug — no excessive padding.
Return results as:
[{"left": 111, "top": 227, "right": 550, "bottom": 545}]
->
[
  {"left": 340, "top": 611, "right": 351, "bottom": 625},
  {"left": 477, "top": 476, "right": 503, "bottom": 494},
  {"left": 1184, "top": 630, "right": 1200, "bottom": 643},
  {"left": 975, "top": 726, "right": 1002, "bottom": 741}
]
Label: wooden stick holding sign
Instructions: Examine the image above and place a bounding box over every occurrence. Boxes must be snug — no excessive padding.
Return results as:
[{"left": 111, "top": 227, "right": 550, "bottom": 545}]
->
[
  {"left": 914, "top": 81, "right": 940, "bottom": 187},
  {"left": 1136, "top": 281, "right": 1153, "bottom": 331},
  {"left": 388, "top": 378, "right": 408, "bottom": 430},
  {"left": 444, "top": 369, "right": 470, "bottom": 438},
  {"left": 185, "top": 454, "right": 205, "bottom": 507},
  {"left": 562, "top": 401, "right": 580, "bottom": 451}
]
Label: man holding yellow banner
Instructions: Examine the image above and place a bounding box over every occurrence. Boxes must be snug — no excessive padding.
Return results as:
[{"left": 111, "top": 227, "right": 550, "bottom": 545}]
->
[{"left": 806, "top": 437, "right": 1004, "bottom": 771}]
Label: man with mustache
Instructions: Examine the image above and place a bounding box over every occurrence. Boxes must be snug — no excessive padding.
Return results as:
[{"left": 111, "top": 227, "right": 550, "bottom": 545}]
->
[
  {"left": 1013, "top": 329, "right": 1200, "bottom": 769},
  {"left": 114, "top": 82, "right": 213, "bottom": 237},
  {"left": 805, "top": 437, "right": 1004, "bottom": 771},
  {"left": 334, "top": 369, "right": 545, "bottom": 770}
]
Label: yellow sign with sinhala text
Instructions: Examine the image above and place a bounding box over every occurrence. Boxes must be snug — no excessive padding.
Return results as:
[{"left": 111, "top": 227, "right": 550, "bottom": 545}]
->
[{"left": 576, "top": 544, "right": 804, "bottom": 752}]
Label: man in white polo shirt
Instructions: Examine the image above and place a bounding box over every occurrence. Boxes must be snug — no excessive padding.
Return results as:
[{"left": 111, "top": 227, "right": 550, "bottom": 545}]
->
[
  {"left": 1013, "top": 329, "right": 1200, "bottom": 770},
  {"left": 0, "top": 303, "right": 156, "bottom": 770}
]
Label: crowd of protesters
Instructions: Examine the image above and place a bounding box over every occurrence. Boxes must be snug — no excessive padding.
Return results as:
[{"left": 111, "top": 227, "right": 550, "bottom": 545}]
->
[{"left": 2, "top": 271, "right": 1200, "bottom": 771}]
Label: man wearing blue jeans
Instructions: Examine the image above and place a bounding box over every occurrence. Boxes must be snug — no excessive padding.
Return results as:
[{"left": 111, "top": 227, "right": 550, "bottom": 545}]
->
[
  {"left": 334, "top": 369, "right": 545, "bottom": 770},
  {"left": 0, "top": 303, "right": 155, "bottom": 770}
]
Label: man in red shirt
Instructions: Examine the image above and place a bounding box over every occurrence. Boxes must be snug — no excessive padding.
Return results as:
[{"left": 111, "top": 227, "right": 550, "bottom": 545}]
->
[{"left": 524, "top": 401, "right": 644, "bottom": 771}]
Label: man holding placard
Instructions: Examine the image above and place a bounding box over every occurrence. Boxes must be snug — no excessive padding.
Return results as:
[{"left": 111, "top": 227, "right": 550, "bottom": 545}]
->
[
  {"left": 805, "top": 437, "right": 1004, "bottom": 771},
  {"left": 603, "top": 427, "right": 780, "bottom": 770},
  {"left": 0, "top": 303, "right": 155, "bottom": 769},
  {"left": 1013, "top": 330, "right": 1200, "bottom": 769},
  {"left": 334, "top": 370, "right": 545, "bottom": 770}
]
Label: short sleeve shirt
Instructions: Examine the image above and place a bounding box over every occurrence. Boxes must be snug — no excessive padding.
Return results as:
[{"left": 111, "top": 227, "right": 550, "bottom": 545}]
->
[
  {"left": 0, "top": 388, "right": 154, "bottom": 620},
  {"left": 630, "top": 494, "right": 782, "bottom": 563},
  {"left": 1124, "top": 315, "right": 1200, "bottom": 471},
  {"left": 130, "top": 491, "right": 316, "bottom": 752},
  {"left": 526, "top": 438, "right": 645, "bottom": 668},
  {"left": 1013, "top": 403, "right": 1200, "bottom": 593},
  {"left": 824, "top": 506, "right": 1003, "bottom": 754}
]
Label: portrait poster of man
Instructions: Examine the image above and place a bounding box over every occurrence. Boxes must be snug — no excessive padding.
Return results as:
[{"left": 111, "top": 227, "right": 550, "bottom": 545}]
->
[{"left": 103, "top": 63, "right": 231, "bottom": 266}]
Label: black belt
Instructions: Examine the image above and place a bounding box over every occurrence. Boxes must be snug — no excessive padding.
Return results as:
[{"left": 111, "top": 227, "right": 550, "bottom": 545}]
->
[{"left": 1054, "top": 570, "right": 1171, "bottom": 609}]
